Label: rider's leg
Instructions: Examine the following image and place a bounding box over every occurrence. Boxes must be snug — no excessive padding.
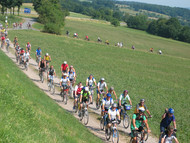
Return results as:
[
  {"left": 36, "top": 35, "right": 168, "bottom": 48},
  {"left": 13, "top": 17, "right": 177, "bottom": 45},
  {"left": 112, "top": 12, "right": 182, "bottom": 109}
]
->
[
  {"left": 96, "top": 92, "right": 100, "bottom": 104},
  {"left": 132, "top": 137, "right": 137, "bottom": 143}
]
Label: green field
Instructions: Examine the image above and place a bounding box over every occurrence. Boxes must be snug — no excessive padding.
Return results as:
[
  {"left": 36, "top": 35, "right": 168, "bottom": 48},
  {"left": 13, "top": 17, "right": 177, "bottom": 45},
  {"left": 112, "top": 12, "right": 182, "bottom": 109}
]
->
[
  {"left": 69, "top": 12, "right": 91, "bottom": 19},
  {"left": 8, "top": 29, "right": 190, "bottom": 142},
  {"left": 0, "top": 50, "right": 102, "bottom": 143}
]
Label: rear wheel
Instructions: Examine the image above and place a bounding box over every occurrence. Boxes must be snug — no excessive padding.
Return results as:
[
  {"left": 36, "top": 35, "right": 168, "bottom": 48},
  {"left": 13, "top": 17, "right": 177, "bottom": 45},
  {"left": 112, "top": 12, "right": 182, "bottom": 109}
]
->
[
  {"left": 100, "top": 117, "right": 104, "bottom": 130},
  {"left": 83, "top": 110, "right": 89, "bottom": 125},
  {"left": 123, "top": 114, "right": 130, "bottom": 129},
  {"left": 105, "top": 127, "right": 111, "bottom": 141},
  {"left": 52, "top": 85, "right": 55, "bottom": 95},
  {"left": 143, "top": 126, "right": 149, "bottom": 141}
]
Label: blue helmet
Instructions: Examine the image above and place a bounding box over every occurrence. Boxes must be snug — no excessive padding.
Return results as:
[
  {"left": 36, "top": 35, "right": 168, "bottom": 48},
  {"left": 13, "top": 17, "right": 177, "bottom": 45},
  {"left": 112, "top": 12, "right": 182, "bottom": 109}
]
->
[
  {"left": 107, "top": 93, "right": 111, "bottom": 97},
  {"left": 168, "top": 108, "right": 174, "bottom": 114}
]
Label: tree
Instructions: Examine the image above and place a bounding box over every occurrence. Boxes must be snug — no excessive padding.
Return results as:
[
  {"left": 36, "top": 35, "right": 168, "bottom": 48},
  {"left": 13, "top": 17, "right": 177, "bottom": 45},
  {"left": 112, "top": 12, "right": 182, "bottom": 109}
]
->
[
  {"left": 178, "top": 26, "right": 190, "bottom": 43},
  {"left": 111, "top": 18, "right": 120, "bottom": 27}
]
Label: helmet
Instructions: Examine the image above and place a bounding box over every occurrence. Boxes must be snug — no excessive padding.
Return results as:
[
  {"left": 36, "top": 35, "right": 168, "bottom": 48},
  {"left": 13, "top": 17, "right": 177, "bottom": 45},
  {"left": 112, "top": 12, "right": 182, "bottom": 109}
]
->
[
  {"left": 112, "top": 103, "right": 117, "bottom": 108},
  {"left": 140, "top": 99, "right": 145, "bottom": 102},
  {"left": 110, "top": 87, "right": 114, "bottom": 90},
  {"left": 101, "top": 78, "right": 105, "bottom": 81},
  {"left": 107, "top": 93, "right": 111, "bottom": 97},
  {"left": 27, "top": 42, "right": 29, "bottom": 44},
  {"left": 64, "top": 61, "right": 67, "bottom": 64},
  {"left": 46, "top": 53, "right": 48, "bottom": 56},
  {"left": 85, "top": 87, "right": 89, "bottom": 92},
  {"left": 138, "top": 107, "right": 145, "bottom": 113},
  {"left": 168, "top": 108, "right": 174, "bottom": 114},
  {"left": 124, "top": 90, "right": 128, "bottom": 93}
]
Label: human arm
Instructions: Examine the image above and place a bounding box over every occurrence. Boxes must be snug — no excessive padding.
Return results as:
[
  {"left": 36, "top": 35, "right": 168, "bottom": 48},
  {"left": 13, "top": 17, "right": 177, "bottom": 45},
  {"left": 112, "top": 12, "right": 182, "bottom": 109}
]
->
[
  {"left": 174, "top": 137, "right": 179, "bottom": 143},
  {"left": 173, "top": 120, "right": 177, "bottom": 130},
  {"left": 129, "top": 99, "right": 132, "bottom": 106},
  {"left": 49, "top": 56, "right": 51, "bottom": 61},
  {"left": 146, "top": 109, "right": 152, "bottom": 117},
  {"left": 161, "top": 137, "right": 165, "bottom": 143},
  {"left": 86, "top": 79, "right": 88, "bottom": 86},
  {"left": 113, "top": 90, "right": 117, "bottom": 100},
  {"left": 132, "top": 118, "right": 138, "bottom": 130}
]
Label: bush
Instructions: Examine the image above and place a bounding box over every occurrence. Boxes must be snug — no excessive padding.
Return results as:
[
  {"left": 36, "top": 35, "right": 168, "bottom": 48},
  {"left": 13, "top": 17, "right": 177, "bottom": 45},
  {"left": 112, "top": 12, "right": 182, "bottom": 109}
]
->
[
  {"left": 111, "top": 18, "right": 120, "bottom": 27},
  {"left": 43, "top": 23, "right": 61, "bottom": 35}
]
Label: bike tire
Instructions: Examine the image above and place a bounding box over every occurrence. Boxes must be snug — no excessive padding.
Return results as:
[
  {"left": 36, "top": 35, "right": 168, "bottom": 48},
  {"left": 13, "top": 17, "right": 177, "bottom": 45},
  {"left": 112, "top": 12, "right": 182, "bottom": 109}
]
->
[
  {"left": 83, "top": 110, "right": 89, "bottom": 125},
  {"left": 96, "top": 100, "right": 100, "bottom": 109},
  {"left": 75, "top": 100, "right": 78, "bottom": 113},
  {"left": 112, "top": 129, "right": 119, "bottom": 143},
  {"left": 123, "top": 114, "right": 130, "bottom": 129},
  {"left": 143, "top": 126, "right": 149, "bottom": 141},
  {"left": 64, "top": 93, "right": 67, "bottom": 105},
  {"left": 100, "top": 118, "right": 104, "bottom": 130},
  {"left": 105, "top": 127, "right": 111, "bottom": 141},
  {"left": 52, "top": 85, "right": 55, "bottom": 95}
]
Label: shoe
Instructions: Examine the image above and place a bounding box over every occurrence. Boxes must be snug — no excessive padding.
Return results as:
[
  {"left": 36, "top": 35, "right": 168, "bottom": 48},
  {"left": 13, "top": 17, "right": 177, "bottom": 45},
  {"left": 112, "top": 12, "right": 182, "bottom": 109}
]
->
[
  {"left": 78, "top": 111, "right": 81, "bottom": 117},
  {"left": 73, "top": 106, "right": 75, "bottom": 110}
]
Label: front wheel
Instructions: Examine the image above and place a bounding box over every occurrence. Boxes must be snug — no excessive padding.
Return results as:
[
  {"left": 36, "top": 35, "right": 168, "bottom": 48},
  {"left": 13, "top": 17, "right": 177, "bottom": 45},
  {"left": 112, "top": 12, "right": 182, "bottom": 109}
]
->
[
  {"left": 112, "top": 129, "right": 119, "bottom": 143},
  {"left": 83, "top": 110, "right": 89, "bottom": 125},
  {"left": 100, "top": 117, "right": 104, "bottom": 130},
  {"left": 143, "top": 126, "right": 149, "bottom": 141},
  {"left": 123, "top": 114, "right": 130, "bottom": 129},
  {"left": 96, "top": 99, "right": 101, "bottom": 109}
]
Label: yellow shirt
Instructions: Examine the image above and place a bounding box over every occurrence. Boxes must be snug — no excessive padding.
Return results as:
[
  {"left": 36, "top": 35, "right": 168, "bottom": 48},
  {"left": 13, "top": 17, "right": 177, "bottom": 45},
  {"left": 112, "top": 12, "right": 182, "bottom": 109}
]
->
[
  {"left": 134, "top": 103, "right": 147, "bottom": 114},
  {"left": 45, "top": 56, "right": 50, "bottom": 61}
]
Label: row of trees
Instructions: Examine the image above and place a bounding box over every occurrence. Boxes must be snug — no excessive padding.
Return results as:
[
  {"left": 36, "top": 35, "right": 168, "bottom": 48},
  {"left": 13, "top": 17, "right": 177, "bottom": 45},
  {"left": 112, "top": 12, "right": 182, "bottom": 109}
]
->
[
  {"left": 124, "top": 15, "right": 190, "bottom": 43},
  {"left": 33, "top": 0, "right": 68, "bottom": 34},
  {"left": 0, "top": 0, "right": 23, "bottom": 15}
]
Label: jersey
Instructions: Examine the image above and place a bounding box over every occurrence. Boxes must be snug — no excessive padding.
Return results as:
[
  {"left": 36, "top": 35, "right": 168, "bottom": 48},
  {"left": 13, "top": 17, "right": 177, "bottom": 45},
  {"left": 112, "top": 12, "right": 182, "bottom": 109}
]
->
[
  {"left": 80, "top": 90, "right": 91, "bottom": 99},
  {"left": 161, "top": 131, "right": 177, "bottom": 143},
  {"left": 61, "top": 64, "right": 68, "bottom": 72},
  {"left": 60, "top": 77, "right": 69, "bottom": 86},
  {"left": 86, "top": 77, "right": 96, "bottom": 86},
  {"left": 108, "top": 108, "right": 119, "bottom": 120},
  {"left": 1, "top": 36, "right": 5, "bottom": 41},
  {"left": 160, "top": 113, "right": 175, "bottom": 128},
  {"left": 20, "top": 50, "right": 25, "bottom": 55},
  {"left": 36, "top": 49, "right": 41, "bottom": 56},
  {"left": 102, "top": 98, "right": 114, "bottom": 110},
  {"left": 131, "top": 114, "right": 146, "bottom": 130},
  {"left": 134, "top": 103, "right": 147, "bottom": 114},
  {"left": 68, "top": 72, "right": 75, "bottom": 81},
  {"left": 45, "top": 56, "right": 50, "bottom": 61},
  {"left": 75, "top": 85, "right": 83, "bottom": 95},
  {"left": 119, "top": 94, "right": 130, "bottom": 105},
  {"left": 48, "top": 68, "right": 55, "bottom": 76},
  {"left": 97, "top": 81, "right": 107, "bottom": 91},
  {"left": 24, "top": 53, "right": 30, "bottom": 59},
  {"left": 6, "top": 39, "right": 10, "bottom": 44}
]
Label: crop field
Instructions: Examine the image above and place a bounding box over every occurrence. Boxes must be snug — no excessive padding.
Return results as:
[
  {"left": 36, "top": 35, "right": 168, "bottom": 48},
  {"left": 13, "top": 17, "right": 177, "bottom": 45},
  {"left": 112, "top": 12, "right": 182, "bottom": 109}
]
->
[{"left": 8, "top": 28, "right": 190, "bottom": 142}]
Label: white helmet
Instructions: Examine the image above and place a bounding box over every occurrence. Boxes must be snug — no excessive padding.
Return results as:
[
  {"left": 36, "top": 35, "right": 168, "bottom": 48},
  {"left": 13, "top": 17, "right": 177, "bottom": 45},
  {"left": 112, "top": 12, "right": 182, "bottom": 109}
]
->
[
  {"left": 85, "top": 87, "right": 89, "bottom": 92},
  {"left": 46, "top": 53, "right": 48, "bottom": 56},
  {"left": 101, "top": 78, "right": 105, "bottom": 81},
  {"left": 64, "top": 61, "right": 67, "bottom": 64}
]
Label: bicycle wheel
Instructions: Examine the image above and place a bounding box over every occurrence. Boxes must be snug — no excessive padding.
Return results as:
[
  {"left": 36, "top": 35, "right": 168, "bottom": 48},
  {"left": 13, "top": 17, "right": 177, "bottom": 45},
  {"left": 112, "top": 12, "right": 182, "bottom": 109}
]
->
[
  {"left": 41, "top": 75, "right": 44, "bottom": 83},
  {"left": 75, "top": 100, "right": 78, "bottom": 113},
  {"left": 143, "top": 126, "right": 149, "bottom": 141},
  {"left": 64, "top": 92, "right": 67, "bottom": 105},
  {"left": 123, "top": 114, "right": 130, "bottom": 129},
  {"left": 52, "top": 85, "right": 55, "bottom": 95},
  {"left": 48, "top": 82, "right": 51, "bottom": 91},
  {"left": 112, "top": 129, "right": 119, "bottom": 143},
  {"left": 105, "top": 127, "right": 111, "bottom": 141},
  {"left": 25, "top": 63, "right": 28, "bottom": 71},
  {"left": 79, "top": 110, "right": 83, "bottom": 121},
  {"left": 96, "top": 99, "right": 100, "bottom": 109},
  {"left": 100, "top": 117, "right": 104, "bottom": 130},
  {"left": 83, "top": 110, "right": 89, "bottom": 125}
]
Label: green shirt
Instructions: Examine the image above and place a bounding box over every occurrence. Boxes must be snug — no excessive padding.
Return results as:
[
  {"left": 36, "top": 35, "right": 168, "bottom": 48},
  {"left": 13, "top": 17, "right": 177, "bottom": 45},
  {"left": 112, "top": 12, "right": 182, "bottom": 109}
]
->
[
  {"left": 81, "top": 90, "right": 91, "bottom": 99},
  {"left": 131, "top": 114, "right": 146, "bottom": 130}
]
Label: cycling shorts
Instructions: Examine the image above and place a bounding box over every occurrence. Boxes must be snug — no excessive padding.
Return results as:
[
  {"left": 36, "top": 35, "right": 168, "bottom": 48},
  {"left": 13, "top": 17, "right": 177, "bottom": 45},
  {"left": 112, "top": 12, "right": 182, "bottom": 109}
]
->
[
  {"left": 48, "top": 75, "right": 54, "bottom": 80},
  {"left": 82, "top": 97, "right": 89, "bottom": 103},
  {"left": 97, "top": 89, "right": 104, "bottom": 94}
]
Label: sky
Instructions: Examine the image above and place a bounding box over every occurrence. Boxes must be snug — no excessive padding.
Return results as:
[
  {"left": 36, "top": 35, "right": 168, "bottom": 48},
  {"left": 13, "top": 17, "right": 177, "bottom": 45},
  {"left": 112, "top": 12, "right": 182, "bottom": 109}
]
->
[{"left": 123, "top": 0, "right": 190, "bottom": 8}]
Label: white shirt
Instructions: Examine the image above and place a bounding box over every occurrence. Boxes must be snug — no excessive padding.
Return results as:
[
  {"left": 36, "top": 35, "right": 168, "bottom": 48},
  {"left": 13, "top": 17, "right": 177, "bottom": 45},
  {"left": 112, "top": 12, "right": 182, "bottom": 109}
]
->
[
  {"left": 24, "top": 52, "right": 30, "bottom": 59},
  {"left": 97, "top": 81, "right": 107, "bottom": 91},
  {"left": 75, "top": 85, "right": 83, "bottom": 91},
  {"left": 68, "top": 72, "right": 75, "bottom": 80},
  {"left": 108, "top": 109, "right": 119, "bottom": 120},
  {"left": 162, "top": 135, "right": 176, "bottom": 143},
  {"left": 86, "top": 77, "right": 96, "bottom": 86},
  {"left": 102, "top": 98, "right": 114, "bottom": 109},
  {"left": 119, "top": 94, "right": 130, "bottom": 104},
  {"left": 6, "top": 39, "right": 10, "bottom": 44},
  {"left": 60, "top": 77, "right": 69, "bottom": 85}
]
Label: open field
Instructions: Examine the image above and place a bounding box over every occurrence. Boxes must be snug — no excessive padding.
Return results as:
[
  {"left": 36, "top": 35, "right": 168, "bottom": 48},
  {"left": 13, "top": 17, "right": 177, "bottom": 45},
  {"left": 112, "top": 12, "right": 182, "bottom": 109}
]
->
[
  {"left": 0, "top": 49, "right": 102, "bottom": 143},
  {"left": 69, "top": 12, "right": 91, "bottom": 19},
  {"left": 8, "top": 29, "right": 190, "bottom": 142}
]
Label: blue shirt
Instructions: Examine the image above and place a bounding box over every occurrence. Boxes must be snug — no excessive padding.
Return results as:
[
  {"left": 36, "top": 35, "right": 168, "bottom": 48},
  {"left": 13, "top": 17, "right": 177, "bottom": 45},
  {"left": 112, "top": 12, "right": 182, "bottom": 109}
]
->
[
  {"left": 36, "top": 49, "right": 41, "bottom": 56},
  {"left": 160, "top": 113, "right": 175, "bottom": 127}
]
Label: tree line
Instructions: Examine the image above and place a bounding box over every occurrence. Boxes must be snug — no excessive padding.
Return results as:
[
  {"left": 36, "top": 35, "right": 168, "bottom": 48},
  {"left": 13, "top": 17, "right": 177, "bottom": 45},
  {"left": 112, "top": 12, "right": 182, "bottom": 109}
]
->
[{"left": 0, "top": 0, "right": 23, "bottom": 15}]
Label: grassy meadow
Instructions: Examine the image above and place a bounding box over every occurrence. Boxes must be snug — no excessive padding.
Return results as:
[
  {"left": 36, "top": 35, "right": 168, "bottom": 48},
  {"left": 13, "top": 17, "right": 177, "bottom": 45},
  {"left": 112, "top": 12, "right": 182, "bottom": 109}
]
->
[
  {"left": 8, "top": 29, "right": 190, "bottom": 142},
  {"left": 0, "top": 49, "right": 102, "bottom": 143}
]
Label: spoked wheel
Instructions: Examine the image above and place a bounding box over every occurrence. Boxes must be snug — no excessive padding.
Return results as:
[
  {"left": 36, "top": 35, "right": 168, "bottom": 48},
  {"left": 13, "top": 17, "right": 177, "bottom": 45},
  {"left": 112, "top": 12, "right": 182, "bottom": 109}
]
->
[
  {"left": 6, "top": 46, "right": 9, "bottom": 53},
  {"left": 96, "top": 99, "right": 101, "bottom": 109},
  {"left": 112, "top": 129, "right": 119, "bottom": 143},
  {"left": 48, "top": 83, "right": 51, "bottom": 91},
  {"left": 74, "top": 100, "right": 78, "bottom": 113},
  {"left": 123, "top": 114, "right": 130, "bottom": 129},
  {"left": 41, "top": 75, "right": 44, "bottom": 83},
  {"left": 143, "top": 126, "right": 149, "bottom": 141},
  {"left": 105, "top": 127, "right": 111, "bottom": 141},
  {"left": 79, "top": 110, "right": 83, "bottom": 121},
  {"left": 100, "top": 117, "right": 104, "bottom": 130},
  {"left": 52, "top": 85, "right": 55, "bottom": 95},
  {"left": 63, "top": 92, "right": 67, "bottom": 104},
  {"left": 83, "top": 110, "right": 89, "bottom": 125}
]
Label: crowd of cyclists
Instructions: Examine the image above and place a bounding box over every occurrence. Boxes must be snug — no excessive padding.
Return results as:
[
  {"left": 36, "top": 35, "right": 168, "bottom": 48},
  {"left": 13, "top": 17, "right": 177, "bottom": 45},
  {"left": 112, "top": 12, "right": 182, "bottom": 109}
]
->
[{"left": 0, "top": 26, "right": 178, "bottom": 143}]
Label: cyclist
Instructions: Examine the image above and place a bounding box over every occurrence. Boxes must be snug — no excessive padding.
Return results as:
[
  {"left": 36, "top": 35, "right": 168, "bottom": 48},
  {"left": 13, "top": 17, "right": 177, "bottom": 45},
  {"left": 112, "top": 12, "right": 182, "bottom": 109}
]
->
[
  {"left": 5, "top": 37, "right": 10, "bottom": 50},
  {"left": 79, "top": 87, "right": 92, "bottom": 116},
  {"left": 85, "top": 35, "right": 89, "bottom": 41},
  {"left": 96, "top": 78, "right": 108, "bottom": 106},
  {"left": 61, "top": 61, "right": 69, "bottom": 73},
  {"left": 102, "top": 93, "right": 114, "bottom": 116},
  {"left": 161, "top": 125, "right": 179, "bottom": 143},
  {"left": 23, "top": 50, "right": 30, "bottom": 65},
  {"left": 15, "top": 44, "right": 20, "bottom": 58},
  {"left": 159, "top": 50, "right": 162, "bottom": 55},
  {"left": 106, "top": 103, "right": 120, "bottom": 133},
  {"left": 60, "top": 73, "right": 70, "bottom": 95},
  {"left": 26, "top": 42, "right": 31, "bottom": 53},
  {"left": 44, "top": 53, "right": 51, "bottom": 68},
  {"left": 36, "top": 47, "right": 42, "bottom": 62},
  {"left": 4, "top": 30, "right": 8, "bottom": 38},
  {"left": 86, "top": 74, "right": 96, "bottom": 87},
  {"left": 134, "top": 99, "right": 152, "bottom": 118},
  {"left": 1, "top": 35, "right": 5, "bottom": 48},
  {"left": 105, "top": 40, "right": 109, "bottom": 45},
  {"left": 97, "top": 37, "right": 102, "bottom": 42},
  {"left": 47, "top": 65, "right": 56, "bottom": 85},
  {"left": 14, "top": 36, "right": 18, "bottom": 47},
  {"left": 69, "top": 65, "right": 76, "bottom": 77},
  {"left": 73, "top": 82, "right": 83, "bottom": 109},
  {"left": 19, "top": 48, "right": 25, "bottom": 64},
  {"left": 118, "top": 90, "right": 132, "bottom": 113},
  {"left": 38, "top": 58, "right": 46, "bottom": 78},
  {"left": 107, "top": 86, "right": 117, "bottom": 100},
  {"left": 68, "top": 70, "right": 76, "bottom": 86},
  {"left": 132, "top": 45, "right": 135, "bottom": 50},
  {"left": 150, "top": 48, "right": 153, "bottom": 52},
  {"left": 160, "top": 108, "right": 177, "bottom": 140}
]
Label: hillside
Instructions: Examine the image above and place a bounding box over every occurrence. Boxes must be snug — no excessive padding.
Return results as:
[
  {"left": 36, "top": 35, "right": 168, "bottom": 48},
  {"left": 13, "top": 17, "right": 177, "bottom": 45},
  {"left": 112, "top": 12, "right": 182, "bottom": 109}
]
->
[
  {"left": 8, "top": 29, "right": 190, "bottom": 142},
  {"left": 0, "top": 50, "right": 102, "bottom": 143}
]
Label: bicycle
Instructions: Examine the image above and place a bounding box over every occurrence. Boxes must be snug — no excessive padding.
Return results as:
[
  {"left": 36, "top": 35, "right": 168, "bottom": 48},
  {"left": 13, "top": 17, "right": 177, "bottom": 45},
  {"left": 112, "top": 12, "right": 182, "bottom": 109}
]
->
[
  {"left": 48, "top": 76, "right": 55, "bottom": 95},
  {"left": 105, "top": 120, "right": 119, "bottom": 143},
  {"left": 39, "top": 68, "right": 45, "bottom": 83},
  {"left": 36, "top": 55, "right": 41, "bottom": 64},
  {"left": 121, "top": 104, "right": 131, "bottom": 129},
  {"left": 74, "top": 94, "right": 80, "bottom": 113},
  {"left": 96, "top": 91, "right": 105, "bottom": 109},
  {"left": 24, "top": 58, "right": 29, "bottom": 71},
  {"left": 61, "top": 85, "right": 69, "bottom": 104},
  {"left": 79, "top": 102, "right": 89, "bottom": 125},
  {"left": 89, "top": 86, "right": 95, "bottom": 104},
  {"left": 69, "top": 80, "right": 74, "bottom": 98},
  {"left": 100, "top": 111, "right": 108, "bottom": 130},
  {"left": 6, "top": 43, "right": 9, "bottom": 53}
]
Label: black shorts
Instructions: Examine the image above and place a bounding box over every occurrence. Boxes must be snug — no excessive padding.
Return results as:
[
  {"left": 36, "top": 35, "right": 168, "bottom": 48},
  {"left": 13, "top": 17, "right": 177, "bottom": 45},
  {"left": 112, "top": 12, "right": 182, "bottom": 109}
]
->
[{"left": 82, "top": 98, "right": 89, "bottom": 103}]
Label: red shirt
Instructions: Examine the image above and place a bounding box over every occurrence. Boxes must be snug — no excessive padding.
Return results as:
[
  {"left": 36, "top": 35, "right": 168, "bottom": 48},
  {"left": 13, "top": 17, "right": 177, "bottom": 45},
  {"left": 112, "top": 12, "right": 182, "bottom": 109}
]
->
[
  {"left": 61, "top": 64, "right": 68, "bottom": 71},
  {"left": 1, "top": 37, "right": 5, "bottom": 41},
  {"left": 20, "top": 50, "right": 25, "bottom": 55},
  {"left": 76, "top": 87, "right": 82, "bottom": 95}
]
